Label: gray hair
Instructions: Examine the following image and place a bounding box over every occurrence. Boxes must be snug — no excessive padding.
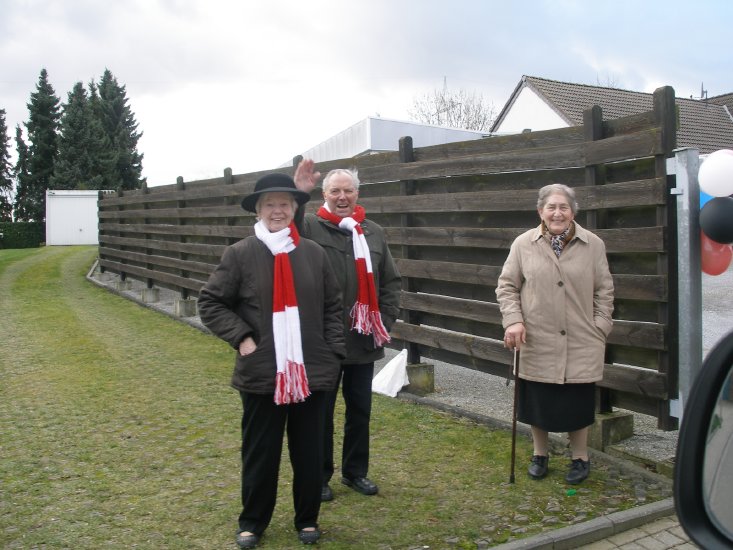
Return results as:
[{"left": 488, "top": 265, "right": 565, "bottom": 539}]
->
[
  {"left": 323, "top": 168, "right": 360, "bottom": 192},
  {"left": 537, "top": 184, "right": 579, "bottom": 215}
]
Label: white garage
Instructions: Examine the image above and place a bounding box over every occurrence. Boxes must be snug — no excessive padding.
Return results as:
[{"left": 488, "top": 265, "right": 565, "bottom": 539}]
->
[{"left": 45, "top": 190, "right": 109, "bottom": 246}]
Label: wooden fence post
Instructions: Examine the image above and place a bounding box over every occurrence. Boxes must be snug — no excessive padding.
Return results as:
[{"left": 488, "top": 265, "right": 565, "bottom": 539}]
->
[
  {"left": 398, "top": 136, "right": 422, "bottom": 366},
  {"left": 584, "top": 104, "right": 612, "bottom": 415},
  {"left": 224, "top": 167, "right": 237, "bottom": 246},
  {"left": 654, "top": 85, "right": 678, "bottom": 430}
]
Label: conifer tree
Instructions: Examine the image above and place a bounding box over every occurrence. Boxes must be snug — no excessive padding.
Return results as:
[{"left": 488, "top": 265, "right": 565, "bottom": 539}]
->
[
  {"left": 0, "top": 109, "right": 13, "bottom": 221},
  {"left": 16, "top": 69, "right": 61, "bottom": 221},
  {"left": 97, "top": 69, "right": 145, "bottom": 190},
  {"left": 12, "top": 125, "right": 32, "bottom": 222},
  {"left": 51, "top": 82, "right": 113, "bottom": 190},
  {"left": 87, "top": 80, "right": 120, "bottom": 190}
]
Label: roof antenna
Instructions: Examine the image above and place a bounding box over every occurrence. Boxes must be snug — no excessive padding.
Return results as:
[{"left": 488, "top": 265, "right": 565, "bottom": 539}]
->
[{"left": 691, "top": 83, "right": 708, "bottom": 101}]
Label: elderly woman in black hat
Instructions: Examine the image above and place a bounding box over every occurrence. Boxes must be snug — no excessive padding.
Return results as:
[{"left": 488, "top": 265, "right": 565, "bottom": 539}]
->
[{"left": 198, "top": 173, "right": 346, "bottom": 548}]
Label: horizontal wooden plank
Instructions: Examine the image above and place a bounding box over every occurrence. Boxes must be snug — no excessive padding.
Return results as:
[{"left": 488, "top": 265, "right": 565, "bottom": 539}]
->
[
  {"left": 411, "top": 125, "right": 585, "bottom": 162},
  {"left": 602, "top": 363, "right": 668, "bottom": 400},
  {"left": 400, "top": 292, "right": 502, "bottom": 324},
  {"left": 608, "top": 319, "right": 665, "bottom": 350},
  {"left": 391, "top": 321, "right": 508, "bottom": 364},
  {"left": 585, "top": 128, "right": 663, "bottom": 165},
  {"left": 385, "top": 226, "right": 664, "bottom": 253},
  {"left": 395, "top": 259, "right": 501, "bottom": 285},
  {"left": 360, "top": 142, "right": 586, "bottom": 183},
  {"left": 397, "top": 259, "right": 666, "bottom": 302},
  {"left": 98, "top": 259, "right": 206, "bottom": 293},
  {"left": 98, "top": 247, "right": 216, "bottom": 276},
  {"left": 99, "top": 235, "right": 226, "bottom": 257},
  {"left": 99, "top": 204, "right": 246, "bottom": 220},
  {"left": 399, "top": 292, "right": 665, "bottom": 350},
  {"left": 100, "top": 222, "right": 251, "bottom": 238},
  {"left": 392, "top": 322, "right": 667, "bottom": 398}
]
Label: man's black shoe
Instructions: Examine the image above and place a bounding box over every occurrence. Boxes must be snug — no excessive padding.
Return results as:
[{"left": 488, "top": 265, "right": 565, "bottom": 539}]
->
[
  {"left": 528, "top": 455, "right": 549, "bottom": 479},
  {"left": 566, "top": 458, "right": 590, "bottom": 484},
  {"left": 321, "top": 483, "right": 333, "bottom": 502},
  {"left": 341, "top": 476, "right": 378, "bottom": 495}
]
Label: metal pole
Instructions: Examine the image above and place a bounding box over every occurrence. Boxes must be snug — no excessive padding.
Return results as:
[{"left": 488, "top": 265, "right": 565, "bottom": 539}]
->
[{"left": 667, "top": 148, "right": 702, "bottom": 421}]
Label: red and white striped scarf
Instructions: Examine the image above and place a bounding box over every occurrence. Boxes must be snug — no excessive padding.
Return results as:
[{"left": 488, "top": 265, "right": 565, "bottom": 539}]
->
[
  {"left": 254, "top": 220, "right": 310, "bottom": 405},
  {"left": 317, "top": 204, "right": 391, "bottom": 347}
]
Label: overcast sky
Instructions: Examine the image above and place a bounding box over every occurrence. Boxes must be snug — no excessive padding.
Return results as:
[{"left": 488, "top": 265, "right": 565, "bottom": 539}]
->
[{"left": 2, "top": 0, "right": 732, "bottom": 187}]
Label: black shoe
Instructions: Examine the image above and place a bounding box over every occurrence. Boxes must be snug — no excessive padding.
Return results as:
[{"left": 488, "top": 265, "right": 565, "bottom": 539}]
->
[
  {"left": 341, "top": 476, "right": 378, "bottom": 495},
  {"left": 566, "top": 458, "right": 590, "bottom": 484},
  {"left": 321, "top": 483, "right": 333, "bottom": 502},
  {"left": 298, "top": 528, "right": 321, "bottom": 545},
  {"left": 528, "top": 455, "right": 549, "bottom": 479},
  {"left": 236, "top": 531, "right": 260, "bottom": 549}
]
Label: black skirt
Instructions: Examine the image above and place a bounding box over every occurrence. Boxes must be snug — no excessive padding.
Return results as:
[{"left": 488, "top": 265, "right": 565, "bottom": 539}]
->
[{"left": 517, "top": 379, "right": 595, "bottom": 432}]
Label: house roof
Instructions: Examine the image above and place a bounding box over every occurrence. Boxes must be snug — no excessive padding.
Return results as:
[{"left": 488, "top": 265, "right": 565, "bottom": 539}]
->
[{"left": 491, "top": 75, "right": 733, "bottom": 154}]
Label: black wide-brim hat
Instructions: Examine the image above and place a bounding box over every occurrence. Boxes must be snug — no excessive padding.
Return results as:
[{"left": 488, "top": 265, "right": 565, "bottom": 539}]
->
[{"left": 241, "top": 173, "right": 311, "bottom": 213}]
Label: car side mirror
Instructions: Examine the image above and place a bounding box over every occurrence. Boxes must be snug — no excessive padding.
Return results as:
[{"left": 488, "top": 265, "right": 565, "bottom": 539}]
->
[{"left": 675, "top": 329, "right": 733, "bottom": 547}]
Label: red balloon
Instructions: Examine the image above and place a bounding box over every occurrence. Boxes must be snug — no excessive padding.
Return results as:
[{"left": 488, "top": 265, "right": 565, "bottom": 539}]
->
[{"left": 701, "top": 231, "right": 733, "bottom": 276}]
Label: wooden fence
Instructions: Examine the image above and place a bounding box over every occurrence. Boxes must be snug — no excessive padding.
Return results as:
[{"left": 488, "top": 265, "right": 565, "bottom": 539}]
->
[{"left": 98, "top": 86, "right": 680, "bottom": 429}]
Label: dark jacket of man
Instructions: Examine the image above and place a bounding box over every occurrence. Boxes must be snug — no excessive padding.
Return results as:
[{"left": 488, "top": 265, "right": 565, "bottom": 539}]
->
[
  {"left": 198, "top": 236, "right": 346, "bottom": 393},
  {"left": 298, "top": 212, "right": 401, "bottom": 364}
]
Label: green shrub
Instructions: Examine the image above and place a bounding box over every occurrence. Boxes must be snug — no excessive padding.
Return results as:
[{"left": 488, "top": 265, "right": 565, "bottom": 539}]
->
[{"left": 0, "top": 222, "right": 45, "bottom": 249}]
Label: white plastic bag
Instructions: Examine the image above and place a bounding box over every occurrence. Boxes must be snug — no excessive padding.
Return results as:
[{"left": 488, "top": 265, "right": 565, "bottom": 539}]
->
[{"left": 372, "top": 349, "right": 409, "bottom": 397}]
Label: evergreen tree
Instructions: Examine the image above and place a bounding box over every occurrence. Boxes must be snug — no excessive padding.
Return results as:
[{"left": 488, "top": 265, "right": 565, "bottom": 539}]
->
[
  {"left": 51, "top": 82, "right": 112, "bottom": 190},
  {"left": 13, "top": 125, "right": 32, "bottom": 222},
  {"left": 97, "top": 69, "right": 145, "bottom": 190},
  {"left": 87, "top": 80, "right": 120, "bottom": 190},
  {"left": 17, "top": 69, "right": 61, "bottom": 222},
  {"left": 0, "top": 109, "right": 13, "bottom": 221}
]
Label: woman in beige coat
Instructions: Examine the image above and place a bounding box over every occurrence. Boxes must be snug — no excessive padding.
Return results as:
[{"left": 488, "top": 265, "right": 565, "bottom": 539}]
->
[{"left": 496, "top": 183, "right": 614, "bottom": 484}]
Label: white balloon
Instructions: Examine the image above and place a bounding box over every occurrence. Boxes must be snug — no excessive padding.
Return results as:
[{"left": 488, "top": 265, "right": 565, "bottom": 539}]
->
[{"left": 699, "top": 149, "right": 733, "bottom": 197}]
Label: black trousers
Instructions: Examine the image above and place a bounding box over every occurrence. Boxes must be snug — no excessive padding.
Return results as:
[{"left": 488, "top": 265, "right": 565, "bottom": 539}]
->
[
  {"left": 323, "top": 362, "right": 374, "bottom": 482},
  {"left": 238, "top": 391, "right": 326, "bottom": 536}
]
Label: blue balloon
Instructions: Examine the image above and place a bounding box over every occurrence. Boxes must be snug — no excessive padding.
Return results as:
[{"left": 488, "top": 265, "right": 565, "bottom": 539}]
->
[{"left": 701, "top": 191, "right": 713, "bottom": 208}]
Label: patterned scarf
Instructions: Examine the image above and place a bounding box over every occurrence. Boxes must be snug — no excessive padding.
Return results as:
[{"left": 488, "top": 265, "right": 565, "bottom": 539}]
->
[
  {"left": 254, "top": 220, "right": 310, "bottom": 405},
  {"left": 317, "top": 204, "right": 391, "bottom": 347},
  {"left": 545, "top": 222, "right": 574, "bottom": 258}
]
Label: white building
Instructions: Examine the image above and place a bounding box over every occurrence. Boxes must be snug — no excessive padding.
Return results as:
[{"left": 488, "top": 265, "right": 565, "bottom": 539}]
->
[
  {"left": 285, "top": 116, "right": 489, "bottom": 165},
  {"left": 45, "top": 190, "right": 111, "bottom": 245}
]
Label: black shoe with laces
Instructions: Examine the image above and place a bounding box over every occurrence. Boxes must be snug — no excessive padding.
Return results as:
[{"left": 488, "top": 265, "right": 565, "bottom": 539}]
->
[
  {"left": 566, "top": 458, "right": 590, "bottom": 484},
  {"left": 341, "top": 476, "right": 378, "bottom": 495},
  {"left": 528, "top": 455, "right": 549, "bottom": 479},
  {"left": 321, "top": 483, "right": 333, "bottom": 502}
]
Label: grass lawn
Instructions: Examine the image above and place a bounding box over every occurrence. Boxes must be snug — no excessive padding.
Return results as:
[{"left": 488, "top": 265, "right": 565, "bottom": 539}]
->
[{"left": 0, "top": 246, "right": 670, "bottom": 549}]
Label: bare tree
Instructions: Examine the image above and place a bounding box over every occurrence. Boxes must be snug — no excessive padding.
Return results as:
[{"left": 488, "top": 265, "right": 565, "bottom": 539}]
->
[{"left": 408, "top": 78, "right": 496, "bottom": 132}]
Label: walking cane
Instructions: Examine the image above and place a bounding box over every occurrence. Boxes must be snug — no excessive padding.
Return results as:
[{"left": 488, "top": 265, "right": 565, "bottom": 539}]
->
[{"left": 509, "top": 347, "right": 519, "bottom": 484}]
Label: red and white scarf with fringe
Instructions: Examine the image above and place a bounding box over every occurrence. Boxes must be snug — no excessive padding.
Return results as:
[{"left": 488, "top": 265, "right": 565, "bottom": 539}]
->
[
  {"left": 317, "top": 204, "right": 391, "bottom": 347},
  {"left": 254, "top": 220, "right": 310, "bottom": 405}
]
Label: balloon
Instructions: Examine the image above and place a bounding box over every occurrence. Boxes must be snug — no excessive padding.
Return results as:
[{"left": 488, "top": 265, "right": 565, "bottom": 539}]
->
[
  {"left": 701, "top": 231, "right": 733, "bottom": 276},
  {"left": 700, "top": 191, "right": 713, "bottom": 208},
  {"left": 700, "top": 196, "right": 733, "bottom": 244},
  {"left": 699, "top": 149, "right": 733, "bottom": 197}
]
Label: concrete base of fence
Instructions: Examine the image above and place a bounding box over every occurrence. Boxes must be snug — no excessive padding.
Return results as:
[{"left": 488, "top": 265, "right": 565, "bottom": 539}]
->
[
  {"left": 141, "top": 288, "right": 159, "bottom": 303},
  {"left": 589, "top": 410, "right": 634, "bottom": 451},
  {"left": 175, "top": 298, "right": 197, "bottom": 317},
  {"left": 405, "top": 363, "right": 435, "bottom": 396},
  {"left": 115, "top": 280, "right": 132, "bottom": 291}
]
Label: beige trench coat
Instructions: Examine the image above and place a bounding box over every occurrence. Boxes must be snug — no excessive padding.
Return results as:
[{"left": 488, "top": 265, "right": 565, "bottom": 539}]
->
[{"left": 496, "top": 222, "right": 614, "bottom": 384}]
